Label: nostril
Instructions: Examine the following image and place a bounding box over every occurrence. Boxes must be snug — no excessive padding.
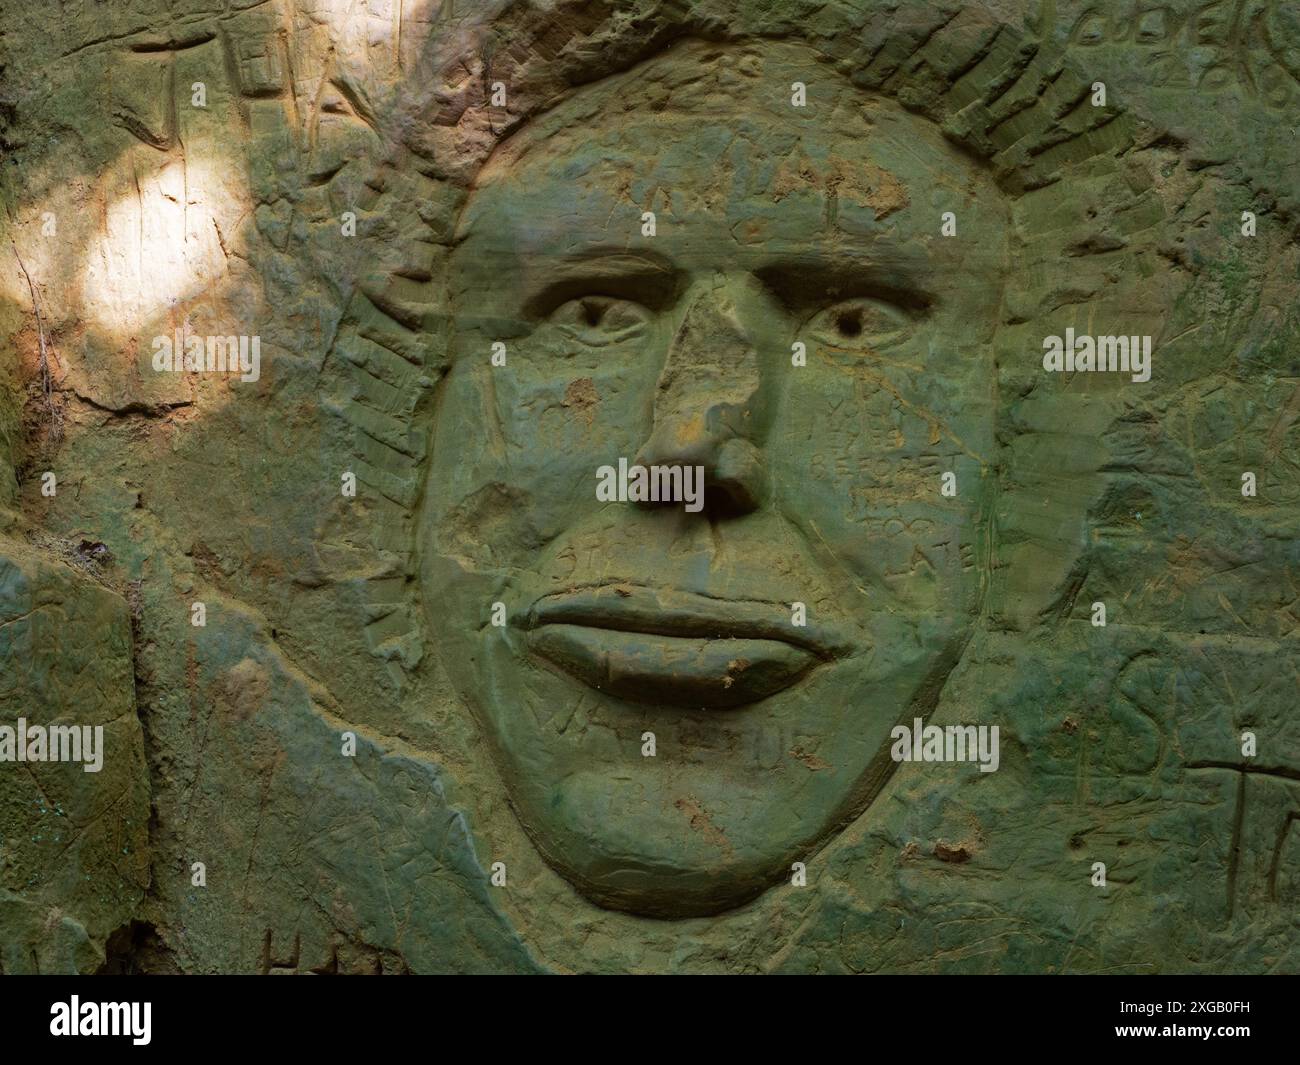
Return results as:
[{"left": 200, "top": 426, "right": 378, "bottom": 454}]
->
[
  {"left": 705, "top": 477, "right": 760, "bottom": 518},
  {"left": 709, "top": 437, "right": 764, "bottom": 515},
  {"left": 632, "top": 416, "right": 765, "bottom": 516}
]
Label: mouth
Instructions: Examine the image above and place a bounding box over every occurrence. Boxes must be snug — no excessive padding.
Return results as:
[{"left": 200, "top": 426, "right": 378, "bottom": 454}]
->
[{"left": 519, "top": 584, "right": 849, "bottom": 708}]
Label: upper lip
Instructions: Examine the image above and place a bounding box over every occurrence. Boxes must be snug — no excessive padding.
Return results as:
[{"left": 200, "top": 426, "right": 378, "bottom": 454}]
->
[{"left": 519, "top": 583, "right": 849, "bottom": 658}]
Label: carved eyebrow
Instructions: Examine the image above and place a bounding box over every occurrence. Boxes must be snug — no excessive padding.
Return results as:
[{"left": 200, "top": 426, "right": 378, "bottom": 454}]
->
[
  {"left": 754, "top": 253, "right": 935, "bottom": 314},
  {"left": 522, "top": 250, "right": 683, "bottom": 317}
]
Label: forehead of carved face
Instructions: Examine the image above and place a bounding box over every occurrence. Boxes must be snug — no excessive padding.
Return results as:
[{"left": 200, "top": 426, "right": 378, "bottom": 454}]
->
[
  {"left": 423, "top": 39, "right": 1009, "bottom": 918},
  {"left": 454, "top": 38, "right": 1006, "bottom": 343}
]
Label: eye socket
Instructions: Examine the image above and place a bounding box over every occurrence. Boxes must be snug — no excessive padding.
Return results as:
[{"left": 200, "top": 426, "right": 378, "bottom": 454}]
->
[
  {"left": 806, "top": 297, "right": 911, "bottom": 349},
  {"left": 548, "top": 296, "right": 651, "bottom": 346}
]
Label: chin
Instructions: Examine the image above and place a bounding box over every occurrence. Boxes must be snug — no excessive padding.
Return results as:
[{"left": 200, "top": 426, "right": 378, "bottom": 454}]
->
[{"left": 521, "top": 786, "right": 808, "bottom": 918}]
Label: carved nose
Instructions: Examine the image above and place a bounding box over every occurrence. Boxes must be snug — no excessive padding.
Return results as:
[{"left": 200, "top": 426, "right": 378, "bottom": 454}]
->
[{"left": 633, "top": 283, "right": 766, "bottom": 516}]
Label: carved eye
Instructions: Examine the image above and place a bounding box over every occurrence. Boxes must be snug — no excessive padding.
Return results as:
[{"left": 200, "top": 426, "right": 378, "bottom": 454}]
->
[
  {"left": 549, "top": 296, "right": 650, "bottom": 346},
  {"left": 807, "top": 297, "right": 910, "bottom": 349}
]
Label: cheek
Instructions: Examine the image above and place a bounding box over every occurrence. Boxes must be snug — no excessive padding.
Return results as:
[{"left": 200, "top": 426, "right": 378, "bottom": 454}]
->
[
  {"left": 504, "top": 372, "right": 638, "bottom": 462},
  {"left": 769, "top": 367, "right": 983, "bottom": 603},
  {"left": 771, "top": 353, "right": 944, "bottom": 492},
  {"left": 432, "top": 331, "right": 667, "bottom": 537},
  {"left": 489, "top": 326, "right": 667, "bottom": 456}
]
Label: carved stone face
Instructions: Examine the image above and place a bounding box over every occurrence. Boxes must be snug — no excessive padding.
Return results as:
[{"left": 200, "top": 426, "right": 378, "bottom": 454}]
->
[{"left": 421, "top": 40, "right": 1009, "bottom": 916}]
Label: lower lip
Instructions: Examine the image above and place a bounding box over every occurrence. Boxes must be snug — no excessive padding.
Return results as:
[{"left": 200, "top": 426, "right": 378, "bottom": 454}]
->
[{"left": 525, "top": 623, "right": 818, "bottom": 708}]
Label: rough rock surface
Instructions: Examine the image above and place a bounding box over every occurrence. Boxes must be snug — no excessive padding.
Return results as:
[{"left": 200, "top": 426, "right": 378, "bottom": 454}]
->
[{"left": 0, "top": 0, "right": 1296, "bottom": 973}]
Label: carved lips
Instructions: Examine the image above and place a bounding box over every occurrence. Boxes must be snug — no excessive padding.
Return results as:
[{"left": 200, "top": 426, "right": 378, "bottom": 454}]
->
[{"left": 520, "top": 584, "right": 849, "bottom": 708}]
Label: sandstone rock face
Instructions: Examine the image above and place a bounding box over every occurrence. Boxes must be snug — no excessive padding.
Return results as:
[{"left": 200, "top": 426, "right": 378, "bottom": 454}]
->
[
  {"left": 0, "top": 1, "right": 1297, "bottom": 973},
  {"left": 0, "top": 533, "right": 148, "bottom": 974}
]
